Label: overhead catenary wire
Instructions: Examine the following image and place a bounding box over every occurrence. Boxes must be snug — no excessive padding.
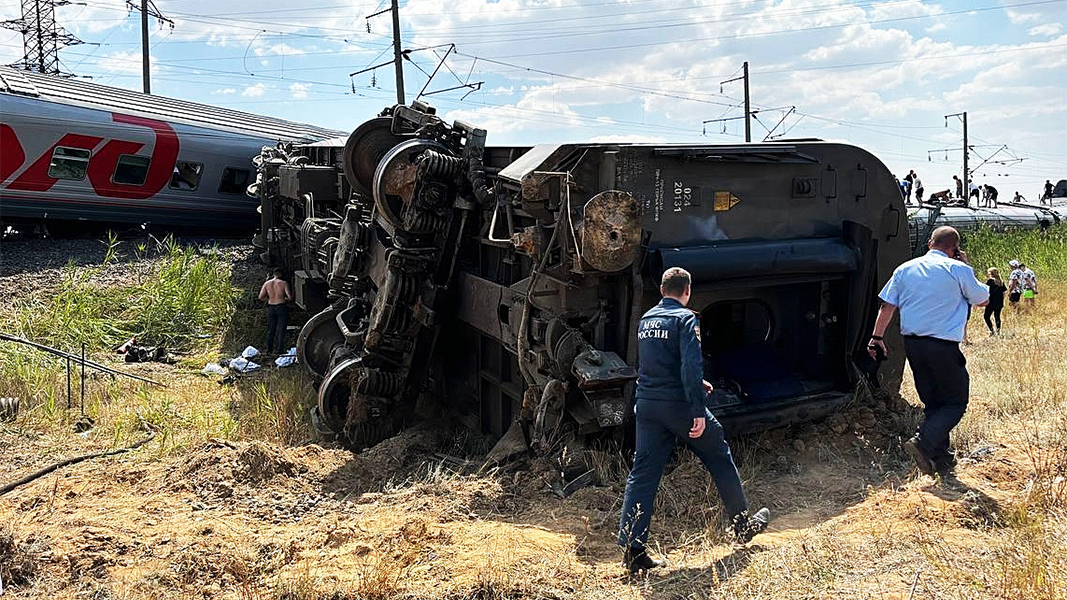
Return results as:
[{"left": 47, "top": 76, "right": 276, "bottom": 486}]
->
[{"left": 7, "top": 2, "right": 1059, "bottom": 181}]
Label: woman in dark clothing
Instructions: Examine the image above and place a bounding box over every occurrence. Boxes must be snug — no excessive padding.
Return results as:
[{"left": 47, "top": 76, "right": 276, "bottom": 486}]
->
[{"left": 985, "top": 267, "right": 1007, "bottom": 334}]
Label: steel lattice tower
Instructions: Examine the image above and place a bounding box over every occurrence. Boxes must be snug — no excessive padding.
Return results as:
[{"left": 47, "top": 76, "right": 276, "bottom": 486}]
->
[{"left": 1, "top": 0, "right": 83, "bottom": 76}]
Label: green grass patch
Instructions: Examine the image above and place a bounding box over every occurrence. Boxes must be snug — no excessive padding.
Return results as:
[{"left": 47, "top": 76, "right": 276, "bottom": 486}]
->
[
  {"left": 963, "top": 223, "right": 1067, "bottom": 279},
  {"left": 3, "top": 235, "right": 240, "bottom": 353},
  {"left": 0, "top": 235, "right": 244, "bottom": 416}
]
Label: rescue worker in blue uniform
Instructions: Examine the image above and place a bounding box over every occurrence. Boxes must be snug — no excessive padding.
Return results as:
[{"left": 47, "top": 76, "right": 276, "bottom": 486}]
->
[{"left": 618, "top": 267, "right": 770, "bottom": 574}]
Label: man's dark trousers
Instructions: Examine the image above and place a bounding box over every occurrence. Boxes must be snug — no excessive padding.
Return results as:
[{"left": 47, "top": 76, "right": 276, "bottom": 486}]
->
[
  {"left": 618, "top": 401, "right": 748, "bottom": 550},
  {"left": 266, "top": 304, "right": 288, "bottom": 354},
  {"left": 904, "top": 335, "right": 969, "bottom": 467}
]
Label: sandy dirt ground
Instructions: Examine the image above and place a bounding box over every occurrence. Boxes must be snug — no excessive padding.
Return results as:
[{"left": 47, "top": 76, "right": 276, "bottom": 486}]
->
[{"left": 1, "top": 239, "right": 1062, "bottom": 599}]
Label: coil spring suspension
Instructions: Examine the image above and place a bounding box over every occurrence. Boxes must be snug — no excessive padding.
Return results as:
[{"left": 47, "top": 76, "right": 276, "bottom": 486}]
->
[
  {"left": 417, "top": 149, "right": 464, "bottom": 179},
  {"left": 403, "top": 210, "right": 445, "bottom": 234},
  {"left": 356, "top": 369, "right": 404, "bottom": 397}
]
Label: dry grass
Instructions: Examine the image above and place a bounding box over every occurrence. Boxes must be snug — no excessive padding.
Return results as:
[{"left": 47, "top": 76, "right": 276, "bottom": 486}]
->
[{"left": 1, "top": 245, "right": 1065, "bottom": 598}]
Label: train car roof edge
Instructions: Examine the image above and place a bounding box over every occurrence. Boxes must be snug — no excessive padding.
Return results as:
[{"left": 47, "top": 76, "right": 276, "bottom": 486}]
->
[{"left": 0, "top": 66, "right": 345, "bottom": 143}]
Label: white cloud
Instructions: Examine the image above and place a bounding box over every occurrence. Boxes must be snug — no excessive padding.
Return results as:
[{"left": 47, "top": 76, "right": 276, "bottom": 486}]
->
[
  {"left": 868, "top": 0, "right": 943, "bottom": 22},
  {"left": 1028, "top": 24, "right": 1062, "bottom": 37},
  {"left": 290, "top": 82, "right": 310, "bottom": 99},
  {"left": 241, "top": 83, "right": 267, "bottom": 98},
  {"left": 254, "top": 43, "right": 305, "bottom": 58},
  {"left": 95, "top": 51, "right": 143, "bottom": 75},
  {"left": 1007, "top": 10, "right": 1042, "bottom": 25},
  {"left": 213, "top": 88, "right": 237, "bottom": 95}
]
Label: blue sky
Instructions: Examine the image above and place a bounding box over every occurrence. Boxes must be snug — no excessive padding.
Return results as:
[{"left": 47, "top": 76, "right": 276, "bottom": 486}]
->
[{"left": 2, "top": 0, "right": 1065, "bottom": 197}]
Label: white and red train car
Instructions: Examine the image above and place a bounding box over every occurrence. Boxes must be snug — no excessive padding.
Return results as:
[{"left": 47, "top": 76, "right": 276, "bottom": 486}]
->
[{"left": 0, "top": 66, "right": 342, "bottom": 234}]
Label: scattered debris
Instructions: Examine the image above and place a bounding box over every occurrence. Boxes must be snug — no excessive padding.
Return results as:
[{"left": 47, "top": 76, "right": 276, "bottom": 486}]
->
[
  {"left": 73, "top": 416, "right": 95, "bottom": 434},
  {"left": 114, "top": 336, "right": 179, "bottom": 364},
  {"left": 274, "top": 347, "right": 297, "bottom": 368},
  {"left": 229, "top": 357, "right": 260, "bottom": 373},
  {"left": 967, "top": 444, "right": 1002, "bottom": 462},
  {"left": 201, "top": 363, "right": 227, "bottom": 376}
]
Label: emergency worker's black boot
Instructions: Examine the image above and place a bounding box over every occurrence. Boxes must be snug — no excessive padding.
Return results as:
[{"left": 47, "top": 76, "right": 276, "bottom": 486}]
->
[
  {"left": 904, "top": 436, "right": 937, "bottom": 476},
  {"left": 623, "top": 547, "right": 663, "bottom": 574},
  {"left": 732, "top": 507, "right": 771, "bottom": 543}
]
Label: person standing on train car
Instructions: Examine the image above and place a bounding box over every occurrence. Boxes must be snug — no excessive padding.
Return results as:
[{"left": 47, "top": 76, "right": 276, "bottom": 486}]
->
[
  {"left": 868, "top": 226, "right": 988, "bottom": 477},
  {"left": 259, "top": 269, "right": 292, "bottom": 355},
  {"left": 913, "top": 173, "right": 925, "bottom": 204},
  {"left": 618, "top": 267, "right": 769, "bottom": 574},
  {"left": 904, "top": 170, "right": 915, "bottom": 203},
  {"left": 984, "top": 184, "right": 999, "bottom": 207},
  {"left": 953, "top": 175, "right": 963, "bottom": 199}
]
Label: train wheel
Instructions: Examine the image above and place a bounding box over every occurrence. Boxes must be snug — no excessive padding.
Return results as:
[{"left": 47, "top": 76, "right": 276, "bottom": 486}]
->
[
  {"left": 372, "top": 139, "right": 450, "bottom": 230},
  {"left": 296, "top": 306, "right": 346, "bottom": 381},
  {"left": 317, "top": 355, "right": 358, "bottom": 434},
  {"left": 342, "top": 117, "right": 406, "bottom": 198},
  {"left": 317, "top": 356, "right": 406, "bottom": 448}
]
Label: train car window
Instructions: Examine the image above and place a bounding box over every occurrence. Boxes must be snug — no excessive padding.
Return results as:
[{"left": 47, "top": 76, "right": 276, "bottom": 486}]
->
[
  {"left": 219, "top": 167, "right": 251, "bottom": 194},
  {"left": 169, "top": 161, "right": 204, "bottom": 191},
  {"left": 113, "top": 155, "right": 151, "bottom": 186},
  {"left": 47, "top": 147, "right": 91, "bottom": 180}
]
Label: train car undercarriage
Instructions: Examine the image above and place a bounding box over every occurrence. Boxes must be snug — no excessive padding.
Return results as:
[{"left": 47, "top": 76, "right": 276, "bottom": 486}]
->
[{"left": 252, "top": 102, "right": 909, "bottom": 459}]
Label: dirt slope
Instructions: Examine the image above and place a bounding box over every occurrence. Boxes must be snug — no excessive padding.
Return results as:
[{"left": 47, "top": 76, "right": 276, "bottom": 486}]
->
[{"left": 2, "top": 392, "right": 1060, "bottom": 599}]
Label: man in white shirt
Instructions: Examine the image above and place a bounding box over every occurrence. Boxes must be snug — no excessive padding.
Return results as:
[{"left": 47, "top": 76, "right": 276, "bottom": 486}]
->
[{"left": 868, "top": 226, "right": 988, "bottom": 476}]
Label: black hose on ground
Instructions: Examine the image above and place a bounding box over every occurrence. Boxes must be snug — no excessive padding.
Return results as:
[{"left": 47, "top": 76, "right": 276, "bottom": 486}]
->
[{"left": 0, "top": 429, "right": 156, "bottom": 496}]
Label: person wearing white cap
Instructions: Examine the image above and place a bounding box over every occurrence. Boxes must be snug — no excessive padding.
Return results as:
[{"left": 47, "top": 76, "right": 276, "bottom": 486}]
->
[
  {"left": 1018, "top": 262, "right": 1038, "bottom": 313},
  {"left": 1007, "top": 260, "right": 1023, "bottom": 312}
]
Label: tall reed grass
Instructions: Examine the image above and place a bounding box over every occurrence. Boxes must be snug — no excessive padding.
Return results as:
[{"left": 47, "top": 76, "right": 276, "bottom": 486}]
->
[
  {"left": 0, "top": 235, "right": 243, "bottom": 437},
  {"left": 3, "top": 235, "right": 239, "bottom": 352},
  {"left": 963, "top": 223, "right": 1067, "bottom": 279}
]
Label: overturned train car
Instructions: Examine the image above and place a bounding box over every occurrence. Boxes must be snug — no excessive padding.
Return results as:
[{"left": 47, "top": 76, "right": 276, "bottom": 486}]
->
[{"left": 253, "top": 102, "right": 909, "bottom": 449}]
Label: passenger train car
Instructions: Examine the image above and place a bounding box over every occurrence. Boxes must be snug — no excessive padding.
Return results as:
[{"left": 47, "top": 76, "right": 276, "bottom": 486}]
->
[
  {"left": 906, "top": 200, "right": 1067, "bottom": 256},
  {"left": 0, "top": 66, "right": 342, "bottom": 234},
  {"left": 253, "top": 101, "right": 910, "bottom": 451}
]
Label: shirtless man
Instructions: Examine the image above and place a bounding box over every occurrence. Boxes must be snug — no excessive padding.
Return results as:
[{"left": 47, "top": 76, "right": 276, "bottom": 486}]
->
[{"left": 258, "top": 269, "right": 292, "bottom": 354}]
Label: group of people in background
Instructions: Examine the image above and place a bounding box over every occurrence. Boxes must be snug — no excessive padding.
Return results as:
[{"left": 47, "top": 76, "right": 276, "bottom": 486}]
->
[
  {"left": 900, "top": 170, "right": 925, "bottom": 203},
  {"left": 900, "top": 172, "right": 1059, "bottom": 209},
  {"left": 980, "top": 259, "right": 1039, "bottom": 336}
]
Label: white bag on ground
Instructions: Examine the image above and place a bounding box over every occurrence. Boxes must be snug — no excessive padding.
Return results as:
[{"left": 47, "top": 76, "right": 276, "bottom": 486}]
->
[
  {"left": 201, "top": 363, "right": 227, "bottom": 376},
  {"left": 241, "top": 345, "right": 260, "bottom": 359},
  {"left": 274, "top": 347, "right": 297, "bottom": 368}
]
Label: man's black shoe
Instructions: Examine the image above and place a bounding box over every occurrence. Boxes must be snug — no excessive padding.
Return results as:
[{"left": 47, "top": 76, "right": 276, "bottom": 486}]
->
[
  {"left": 733, "top": 507, "right": 770, "bottom": 543},
  {"left": 904, "top": 436, "right": 937, "bottom": 476},
  {"left": 934, "top": 452, "right": 958, "bottom": 476},
  {"left": 623, "top": 547, "right": 663, "bottom": 573}
]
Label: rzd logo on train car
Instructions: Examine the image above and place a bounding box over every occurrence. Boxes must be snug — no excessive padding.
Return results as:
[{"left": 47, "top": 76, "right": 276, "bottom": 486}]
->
[{"left": 0, "top": 113, "right": 179, "bottom": 199}]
